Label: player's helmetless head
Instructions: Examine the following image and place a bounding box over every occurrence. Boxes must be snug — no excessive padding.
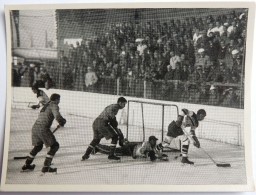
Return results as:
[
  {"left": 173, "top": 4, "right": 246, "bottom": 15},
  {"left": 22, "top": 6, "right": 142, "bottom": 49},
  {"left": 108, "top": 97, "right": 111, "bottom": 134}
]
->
[
  {"left": 117, "top": 97, "right": 127, "bottom": 109},
  {"left": 197, "top": 109, "right": 206, "bottom": 121},
  {"left": 50, "top": 93, "right": 61, "bottom": 104},
  {"left": 148, "top": 135, "right": 158, "bottom": 147},
  {"left": 31, "top": 86, "right": 38, "bottom": 93}
]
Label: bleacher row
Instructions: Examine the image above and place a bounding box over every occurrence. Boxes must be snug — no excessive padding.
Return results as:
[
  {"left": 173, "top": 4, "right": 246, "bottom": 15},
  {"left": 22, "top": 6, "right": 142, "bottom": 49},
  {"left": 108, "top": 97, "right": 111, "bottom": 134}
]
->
[{"left": 14, "top": 9, "right": 247, "bottom": 109}]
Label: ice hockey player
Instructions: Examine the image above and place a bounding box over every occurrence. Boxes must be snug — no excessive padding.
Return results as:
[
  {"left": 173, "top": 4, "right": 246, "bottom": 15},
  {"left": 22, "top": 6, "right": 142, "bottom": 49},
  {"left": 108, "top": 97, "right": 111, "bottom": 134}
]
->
[
  {"left": 94, "top": 136, "right": 168, "bottom": 162},
  {"left": 82, "top": 97, "right": 127, "bottom": 161},
  {"left": 30, "top": 85, "right": 49, "bottom": 109},
  {"left": 157, "top": 108, "right": 206, "bottom": 165},
  {"left": 132, "top": 135, "right": 168, "bottom": 161},
  {"left": 21, "top": 93, "right": 66, "bottom": 173}
]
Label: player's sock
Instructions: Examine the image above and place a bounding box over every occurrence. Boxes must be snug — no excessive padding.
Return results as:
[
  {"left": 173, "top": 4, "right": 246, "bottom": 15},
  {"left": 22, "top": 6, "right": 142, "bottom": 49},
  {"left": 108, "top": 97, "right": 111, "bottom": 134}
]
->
[
  {"left": 82, "top": 145, "right": 94, "bottom": 160},
  {"left": 42, "top": 156, "right": 57, "bottom": 173},
  {"left": 22, "top": 155, "right": 35, "bottom": 171}
]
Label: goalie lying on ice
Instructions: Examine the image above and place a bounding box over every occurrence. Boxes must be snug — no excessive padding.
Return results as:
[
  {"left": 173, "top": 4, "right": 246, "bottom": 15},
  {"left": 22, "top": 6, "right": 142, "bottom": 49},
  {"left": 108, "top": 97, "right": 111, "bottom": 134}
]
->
[{"left": 95, "top": 135, "right": 168, "bottom": 162}]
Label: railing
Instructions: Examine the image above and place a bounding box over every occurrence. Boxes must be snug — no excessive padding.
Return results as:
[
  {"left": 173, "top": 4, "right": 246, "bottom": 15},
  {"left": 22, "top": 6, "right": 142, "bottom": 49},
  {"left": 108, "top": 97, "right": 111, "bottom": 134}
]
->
[{"left": 16, "top": 74, "right": 244, "bottom": 109}]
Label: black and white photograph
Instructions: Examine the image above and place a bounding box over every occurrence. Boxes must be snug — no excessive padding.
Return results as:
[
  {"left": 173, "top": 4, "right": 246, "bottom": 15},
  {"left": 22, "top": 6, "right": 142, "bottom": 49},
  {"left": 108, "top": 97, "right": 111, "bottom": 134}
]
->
[{"left": 0, "top": 2, "right": 255, "bottom": 192}]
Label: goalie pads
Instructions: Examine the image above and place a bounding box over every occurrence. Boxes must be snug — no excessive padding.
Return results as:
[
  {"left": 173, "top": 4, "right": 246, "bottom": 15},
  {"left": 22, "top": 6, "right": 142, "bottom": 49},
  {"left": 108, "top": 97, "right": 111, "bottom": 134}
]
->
[
  {"left": 159, "top": 154, "right": 169, "bottom": 161},
  {"left": 147, "top": 151, "right": 157, "bottom": 161},
  {"left": 192, "top": 136, "right": 200, "bottom": 148},
  {"left": 31, "top": 104, "right": 40, "bottom": 109}
]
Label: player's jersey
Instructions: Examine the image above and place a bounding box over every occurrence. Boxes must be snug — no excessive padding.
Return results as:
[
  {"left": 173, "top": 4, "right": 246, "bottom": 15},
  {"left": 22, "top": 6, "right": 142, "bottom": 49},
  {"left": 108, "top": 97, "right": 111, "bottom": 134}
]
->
[
  {"left": 133, "top": 141, "right": 162, "bottom": 158},
  {"left": 182, "top": 111, "right": 199, "bottom": 136},
  {"left": 33, "top": 101, "right": 65, "bottom": 129},
  {"left": 37, "top": 89, "right": 49, "bottom": 106},
  {"left": 97, "top": 104, "right": 120, "bottom": 122}
]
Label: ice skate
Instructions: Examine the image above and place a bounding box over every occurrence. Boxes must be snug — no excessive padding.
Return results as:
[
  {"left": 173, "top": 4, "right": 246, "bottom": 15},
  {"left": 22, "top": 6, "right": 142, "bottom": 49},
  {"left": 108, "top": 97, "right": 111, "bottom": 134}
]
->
[
  {"left": 81, "top": 154, "right": 90, "bottom": 161},
  {"left": 21, "top": 164, "right": 35, "bottom": 172},
  {"left": 181, "top": 157, "right": 194, "bottom": 165},
  {"left": 108, "top": 155, "right": 120, "bottom": 161},
  {"left": 41, "top": 166, "right": 57, "bottom": 174}
]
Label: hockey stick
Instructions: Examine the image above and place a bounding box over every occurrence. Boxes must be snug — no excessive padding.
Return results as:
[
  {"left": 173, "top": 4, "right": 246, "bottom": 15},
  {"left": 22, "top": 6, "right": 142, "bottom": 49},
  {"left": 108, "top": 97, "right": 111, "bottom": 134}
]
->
[
  {"left": 13, "top": 125, "right": 61, "bottom": 160},
  {"left": 182, "top": 128, "right": 231, "bottom": 167}
]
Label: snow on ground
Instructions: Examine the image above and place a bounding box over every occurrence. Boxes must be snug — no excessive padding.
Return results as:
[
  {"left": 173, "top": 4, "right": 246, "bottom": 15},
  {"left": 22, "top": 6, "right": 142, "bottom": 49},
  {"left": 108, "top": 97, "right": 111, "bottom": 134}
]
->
[{"left": 5, "top": 107, "right": 246, "bottom": 185}]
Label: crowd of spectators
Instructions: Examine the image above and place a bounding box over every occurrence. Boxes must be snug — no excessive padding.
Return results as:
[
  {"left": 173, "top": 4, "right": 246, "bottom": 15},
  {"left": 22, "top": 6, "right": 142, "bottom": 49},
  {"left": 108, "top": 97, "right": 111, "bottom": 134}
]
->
[{"left": 13, "top": 9, "right": 247, "bottom": 108}]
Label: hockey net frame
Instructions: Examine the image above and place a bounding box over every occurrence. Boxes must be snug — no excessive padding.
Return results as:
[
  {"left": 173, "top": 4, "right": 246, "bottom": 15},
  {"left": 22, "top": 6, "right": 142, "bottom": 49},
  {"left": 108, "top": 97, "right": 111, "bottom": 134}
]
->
[{"left": 125, "top": 100, "right": 180, "bottom": 151}]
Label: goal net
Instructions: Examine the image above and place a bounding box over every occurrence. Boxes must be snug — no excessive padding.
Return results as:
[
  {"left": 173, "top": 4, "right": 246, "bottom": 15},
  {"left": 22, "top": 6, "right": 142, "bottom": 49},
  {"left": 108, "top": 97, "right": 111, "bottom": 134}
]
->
[{"left": 125, "top": 100, "right": 181, "bottom": 150}]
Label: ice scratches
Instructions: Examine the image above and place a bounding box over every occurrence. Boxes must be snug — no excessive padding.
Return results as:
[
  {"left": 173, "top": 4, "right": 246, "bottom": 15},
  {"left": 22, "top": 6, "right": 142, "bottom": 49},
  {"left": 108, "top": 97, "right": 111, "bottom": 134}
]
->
[{"left": 55, "top": 157, "right": 152, "bottom": 175}]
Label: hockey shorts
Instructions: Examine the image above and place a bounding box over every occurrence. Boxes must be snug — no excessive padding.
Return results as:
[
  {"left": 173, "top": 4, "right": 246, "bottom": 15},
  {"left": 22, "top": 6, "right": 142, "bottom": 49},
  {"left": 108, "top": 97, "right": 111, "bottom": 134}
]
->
[
  {"left": 92, "top": 118, "right": 118, "bottom": 140},
  {"left": 32, "top": 125, "right": 56, "bottom": 147},
  {"left": 167, "top": 120, "right": 184, "bottom": 138}
]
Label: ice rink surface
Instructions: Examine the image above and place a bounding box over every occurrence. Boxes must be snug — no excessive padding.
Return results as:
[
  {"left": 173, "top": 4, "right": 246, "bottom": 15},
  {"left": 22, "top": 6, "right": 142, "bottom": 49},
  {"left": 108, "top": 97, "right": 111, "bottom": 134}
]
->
[{"left": 5, "top": 107, "right": 246, "bottom": 185}]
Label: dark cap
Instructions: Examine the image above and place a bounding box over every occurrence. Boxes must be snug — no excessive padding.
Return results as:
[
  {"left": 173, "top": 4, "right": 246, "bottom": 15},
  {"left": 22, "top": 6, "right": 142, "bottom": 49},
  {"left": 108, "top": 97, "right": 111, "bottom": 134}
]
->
[
  {"left": 148, "top": 136, "right": 158, "bottom": 141},
  {"left": 50, "top": 93, "right": 60, "bottom": 101}
]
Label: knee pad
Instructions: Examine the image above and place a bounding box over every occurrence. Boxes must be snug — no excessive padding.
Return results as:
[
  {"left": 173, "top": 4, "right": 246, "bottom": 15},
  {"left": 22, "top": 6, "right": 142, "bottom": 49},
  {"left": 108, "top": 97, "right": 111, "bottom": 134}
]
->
[
  {"left": 48, "top": 142, "right": 59, "bottom": 156},
  {"left": 111, "top": 135, "right": 118, "bottom": 144},
  {"left": 30, "top": 144, "right": 43, "bottom": 156}
]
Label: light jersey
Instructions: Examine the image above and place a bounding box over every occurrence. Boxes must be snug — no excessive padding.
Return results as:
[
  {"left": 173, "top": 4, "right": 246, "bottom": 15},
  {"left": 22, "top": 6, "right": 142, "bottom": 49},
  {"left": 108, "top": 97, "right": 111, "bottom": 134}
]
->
[
  {"left": 181, "top": 111, "right": 199, "bottom": 136},
  {"left": 97, "top": 104, "right": 120, "bottom": 121},
  {"left": 134, "top": 141, "right": 162, "bottom": 158},
  {"left": 37, "top": 89, "right": 50, "bottom": 107}
]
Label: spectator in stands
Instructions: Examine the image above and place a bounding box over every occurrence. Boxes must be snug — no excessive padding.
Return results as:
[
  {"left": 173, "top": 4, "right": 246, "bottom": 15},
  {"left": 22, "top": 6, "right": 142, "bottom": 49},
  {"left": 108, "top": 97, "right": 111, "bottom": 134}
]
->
[
  {"left": 190, "top": 65, "right": 206, "bottom": 83},
  {"left": 85, "top": 66, "right": 98, "bottom": 92},
  {"left": 215, "top": 61, "right": 231, "bottom": 83},
  {"left": 236, "top": 38, "right": 244, "bottom": 53},
  {"left": 208, "top": 85, "right": 220, "bottom": 106},
  {"left": 212, "top": 21, "right": 224, "bottom": 36},
  {"left": 104, "top": 61, "right": 113, "bottom": 76},
  {"left": 205, "top": 39, "right": 220, "bottom": 64},
  {"left": 218, "top": 40, "right": 227, "bottom": 59},
  {"left": 137, "top": 39, "right": 147, "bottom": 56},
  {"left": 38, "top": 67, "right": 53, "bottom": 89},
  {"left": 233, "top": 55, "right": 243, "bottom": 74},
  {"left": 195, "top": 48, "right": 212, "bottom": 71},
  {"left": 207, "top": 23, "right": 215, "bottom": 37},
  {"left": 198, "top": 83, "right": 209, "bottom": 105},
  {"left": 220, "top": 87, "right": 239, "bottom": 107},
  {"left": 228, "top": 25, "right": 241, "bottom": 40},
  {"left": 192, "top": 28, "right": 202, "bottom": 47},
  {"left": 172, "top": 62, "right": 182, "bottom": 80},
  {"left": 62, "top": 63, "right": 73, "bottom": 90},
  {"left": 184, "top": 39, "right": 195, "bottom": 66},
  {"left": 180, "top": 64, "right": 190, "bottom": 81},
  {"left": 169, "top": 51, "right": 181, "bottom": 70},
  {"left": 164, "top": 65, "right": 174, "bottom": 81},
  {"left": 227, "top": 20, "right": 237, "bottom": 37}
]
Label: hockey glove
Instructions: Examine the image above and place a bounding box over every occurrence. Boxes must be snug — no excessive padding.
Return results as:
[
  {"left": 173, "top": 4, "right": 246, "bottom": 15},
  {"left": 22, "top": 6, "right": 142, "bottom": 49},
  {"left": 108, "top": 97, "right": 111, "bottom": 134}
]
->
[
  {"left": 160, "top": 154, "right": 169, "bottom": 161},
  {"left": 148, "top": 151, "right": 157, "bottom": 161},
  {"left": 59, "top": 118, "right": 66, "bottom": 127},
  {"left": 192, "top": 136, "right": 200, "bottom": 148},
  {"left": 181, "top": 108, "right": 189, "bottom": 115},
  {"left": 31, "top": 105, "right": 40, "bottom": 109}
]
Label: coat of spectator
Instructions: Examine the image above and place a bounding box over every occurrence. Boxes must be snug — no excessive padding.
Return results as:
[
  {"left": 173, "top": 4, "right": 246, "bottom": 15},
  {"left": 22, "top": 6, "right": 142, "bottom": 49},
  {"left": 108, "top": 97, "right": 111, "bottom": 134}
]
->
[
  {"left": 85, "top": 67, "right": 98, "bottom": 92},
  {"left": 195, "top": 48, "right": 212, "bottom": 71}
]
